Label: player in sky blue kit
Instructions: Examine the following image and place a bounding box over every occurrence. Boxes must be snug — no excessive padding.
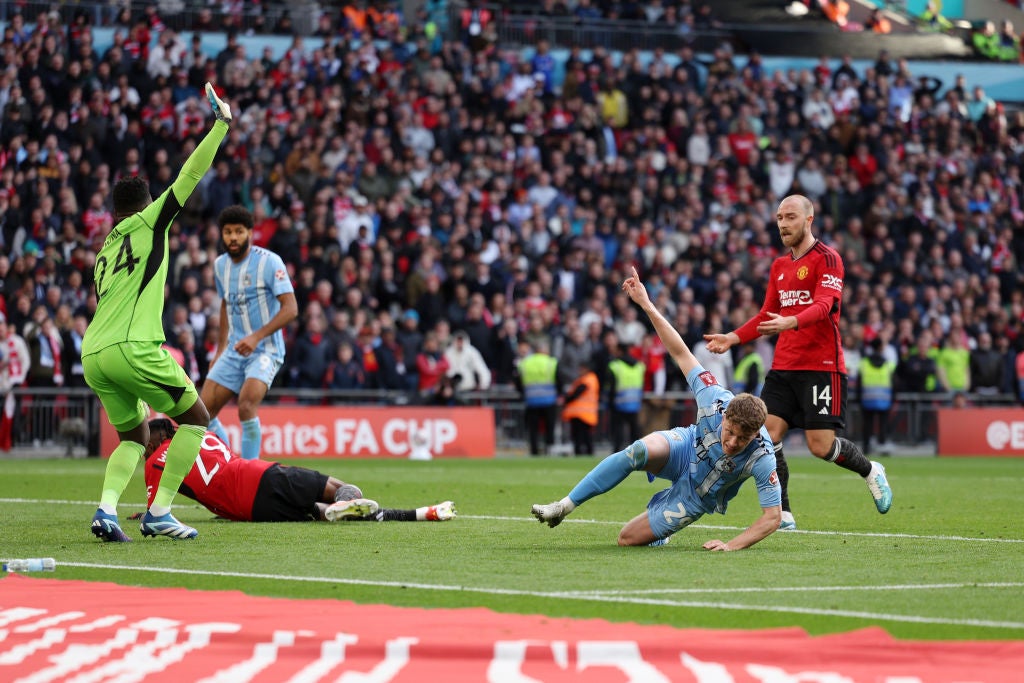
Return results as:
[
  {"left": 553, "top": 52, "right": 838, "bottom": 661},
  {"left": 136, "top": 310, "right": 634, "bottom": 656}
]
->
[
  {"left": 532, "top": 268, "right": 781, "bottom": 551},
  {"left": 200, "top": 205, "right": 297, "bottom": 460}
]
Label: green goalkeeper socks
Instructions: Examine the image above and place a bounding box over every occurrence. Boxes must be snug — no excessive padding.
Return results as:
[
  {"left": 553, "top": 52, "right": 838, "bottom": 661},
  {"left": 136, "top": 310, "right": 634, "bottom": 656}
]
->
[
  {"left": 151, "top": 423, "right": 206, "bottom": 513},
  {"left": 99, "top": 440, "right": 145, "bottom": 513}
]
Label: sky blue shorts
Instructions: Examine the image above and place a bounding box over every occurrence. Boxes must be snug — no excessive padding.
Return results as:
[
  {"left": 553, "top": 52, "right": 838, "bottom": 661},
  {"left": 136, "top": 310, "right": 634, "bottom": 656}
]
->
[
  {"left": 645, "top": 428, "right": 706, "bottom": 539},
  {"left": 207, "top": 349, "right": 282, "bottom": 393}
]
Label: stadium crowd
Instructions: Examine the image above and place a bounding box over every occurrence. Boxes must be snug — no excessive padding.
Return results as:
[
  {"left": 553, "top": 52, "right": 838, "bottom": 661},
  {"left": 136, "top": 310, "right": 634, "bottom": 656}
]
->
[{"left": 1, "top": 0, "right": 1023, "bottom": 444}]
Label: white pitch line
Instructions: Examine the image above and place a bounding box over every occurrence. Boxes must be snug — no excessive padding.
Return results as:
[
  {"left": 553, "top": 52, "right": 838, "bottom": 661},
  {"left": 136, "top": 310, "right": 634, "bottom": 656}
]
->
[
  {"left": 57, "top": 562, "right": 1024, "bottom": 631},
  {"left": 564, "top": 582, "right": 1024, "bottom": 596},
  {"left": 2, "top": 498, "right": 1023, "bottom": 545},
  {"left": 470, "top": 513, "right": 1024, "bottom": 544}
]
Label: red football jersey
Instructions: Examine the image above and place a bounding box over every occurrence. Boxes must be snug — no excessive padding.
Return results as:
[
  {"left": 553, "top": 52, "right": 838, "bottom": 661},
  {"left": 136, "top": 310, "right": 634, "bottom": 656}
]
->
[
  {"left": 145, "top": 432, "right": 272, "bottom": 521},
  {"left": 735, "top": 240, "right": 846, "bottom": 373}
]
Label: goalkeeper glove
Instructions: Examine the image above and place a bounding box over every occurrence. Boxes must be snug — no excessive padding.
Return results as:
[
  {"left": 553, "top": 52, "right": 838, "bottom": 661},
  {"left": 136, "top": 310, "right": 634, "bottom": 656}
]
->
[{"left": 205, "top": 82, "right": 232, "bottom": 124}]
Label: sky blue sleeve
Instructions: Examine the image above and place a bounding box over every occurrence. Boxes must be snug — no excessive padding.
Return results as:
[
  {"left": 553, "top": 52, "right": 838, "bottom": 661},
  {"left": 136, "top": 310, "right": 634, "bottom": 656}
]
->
[
  {"left": 269, "top": 254, "right": 294, "bottom": 297},
  {"left": 214, "top": 257, "right": 225, "bottom": 299},
  {"left": 686, "top": 364, "right": 733, "bottom": 409},
  {"left": 751, "top": 455, "right": 782, "bottom": 508}
]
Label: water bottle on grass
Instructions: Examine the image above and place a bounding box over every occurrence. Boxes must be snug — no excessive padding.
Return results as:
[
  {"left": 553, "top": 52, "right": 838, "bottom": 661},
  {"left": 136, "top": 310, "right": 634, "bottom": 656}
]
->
[{"left": 2, "top": 558, "right": 56, "bottom": 572}]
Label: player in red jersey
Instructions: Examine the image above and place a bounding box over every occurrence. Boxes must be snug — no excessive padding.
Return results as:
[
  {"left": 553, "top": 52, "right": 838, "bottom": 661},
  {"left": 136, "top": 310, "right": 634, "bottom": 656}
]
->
[
  {"left": 142, "top": 419, "right": 456, "bottom": 523},
  {"left": 704, "top": 195, "right": 892, "bottom": 530}
]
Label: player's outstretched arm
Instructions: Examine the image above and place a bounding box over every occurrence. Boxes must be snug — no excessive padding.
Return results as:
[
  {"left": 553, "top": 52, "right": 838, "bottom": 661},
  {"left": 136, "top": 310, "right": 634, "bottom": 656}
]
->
[
  {"left": 708, "top": 263, "right": 786, "bottom": 352},
  {"left": 622, "top": 266, "right": 698, "bottom": 376},
  {"left": 168, "top": 83, "right": 231, "bottom": 207},
  {"left": 703, "top": 504, "right": 781, "bottom": 551},
  {"left": 703, "top": 331, "right": 741, "bottom": 354}
]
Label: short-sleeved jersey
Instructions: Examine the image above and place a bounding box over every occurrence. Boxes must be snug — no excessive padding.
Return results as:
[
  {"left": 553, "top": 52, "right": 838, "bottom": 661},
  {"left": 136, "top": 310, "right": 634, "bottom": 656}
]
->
[
  {"left": 83, "top": 121, "right": 227, "bottom": 355},
  {"left": 657, "top": 366, "right": 779, "bottom": 515},
  {"left": 736, "top": 240, "right": 846, "bottom": 373},
  {"left": 214, "top": 246, "right": 293, "bottom": 361},
  {"left": 145, "top": 431, "right": 272, "bottom": 521}
]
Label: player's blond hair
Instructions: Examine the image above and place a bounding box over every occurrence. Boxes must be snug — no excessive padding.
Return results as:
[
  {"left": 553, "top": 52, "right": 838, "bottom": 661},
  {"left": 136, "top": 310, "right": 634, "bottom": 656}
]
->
[{"left": 725, "top": 393, "right": 767, "bottom": 436}]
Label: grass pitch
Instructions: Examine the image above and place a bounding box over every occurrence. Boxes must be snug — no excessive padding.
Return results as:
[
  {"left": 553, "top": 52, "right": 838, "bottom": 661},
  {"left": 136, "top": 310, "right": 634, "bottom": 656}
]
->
[{"left": 1, "top": 455, "right": 1021, "bottom": 642}]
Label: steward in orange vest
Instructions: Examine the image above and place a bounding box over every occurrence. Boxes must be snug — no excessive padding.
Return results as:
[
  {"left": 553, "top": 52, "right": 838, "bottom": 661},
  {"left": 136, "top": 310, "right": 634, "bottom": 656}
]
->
[{"left": 562, "top": 360, "right": 600, "bottom": 456}]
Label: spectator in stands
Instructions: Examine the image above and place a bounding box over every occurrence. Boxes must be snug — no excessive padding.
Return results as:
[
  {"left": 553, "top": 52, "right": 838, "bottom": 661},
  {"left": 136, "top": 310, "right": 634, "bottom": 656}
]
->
[
  {"left": 60, "top": 312, "right": 88, "bottom": 389},
  {"left": 859, "top": 338, "right": 896, "bottom": 456},
  {"left": 997, "top": 20, "right": 1021, "bottom": 62},
  {"left": 694, "top": 335, "right": 735, "bottom": 392},
  {"left": 354, "top": 324, "right": 383, "bottom": 389},
  {"left": 517, "top": 338, "right": 560, "bottom": 457},
  {"left": 970, "top": 331, "right": 1006, "bottom": 396},
  {"left": 972, "top": 21, "right": 1003, "bottom": 60},
  {"left": 0, "top": 312, "right": 30, "bottom": 451},
  {"left": 290, "top": 308, "right": 333, "bottom": 395},
  {"left": 732, "top": 342, "right": 766, "bottom": 396},
  {"left": 920, "top": 1, "right": 954, "bottom": 32},
  {"left": 492, "top": 317, "right": 522, "bottom": 387},
  {"left": 395, "top": 310, "right": 423, "bottom": 390},
  {"left": 821, "top": 0, "right": 850, "bottom": 29},
  {"left": 326, "top": 341, "right": 366, "bottom": 391},
  {"left": 865, "top": 9, "right": 891, "bottom": 34},
  {"left": 415, "top": 331, "right": 450, "bottom": 403},
  {"left": 561, "top": 358, "right": 599, "bottom": 456},
  {"left": 966, "top": 86, "right": 995, "bottom": 123},
  {"left": 556, "top": 323, "right": 591, "bottom": 386},
  {"left": 460, "top": 0, "right": 495, "bottom": 52},
  {"left": 607, "top": 342, "right": 644, "bottom": 453},
  {"left": 25, "top": 311, "right": 62, "bottom": 388},
  {"left": 444, "top": 329, "right": 491, "bottom": 397},
  {"left": 935, "top": 333, "right": 971, "bottom": 394},
  {"left": 573, "top": 0, "right": 602, "bottom": 23},
  {"left": 898, "top": 329, "right": 938, "bottom": 393}
]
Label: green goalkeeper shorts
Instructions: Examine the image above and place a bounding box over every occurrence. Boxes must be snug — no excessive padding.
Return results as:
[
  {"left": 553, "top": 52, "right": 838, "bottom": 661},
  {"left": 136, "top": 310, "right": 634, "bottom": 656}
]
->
[{"left": 83, "top": 342, "right": 199, "bottom": 432}]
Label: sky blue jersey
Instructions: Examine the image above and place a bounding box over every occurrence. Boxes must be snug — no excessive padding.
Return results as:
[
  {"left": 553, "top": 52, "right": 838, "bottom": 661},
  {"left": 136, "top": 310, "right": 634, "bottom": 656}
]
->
[
  {"left": 214, "top": 246, "right": 293, "bottom": 362},
  {"left": 654, "top": 365, "right": 780, "bottom": 516}
]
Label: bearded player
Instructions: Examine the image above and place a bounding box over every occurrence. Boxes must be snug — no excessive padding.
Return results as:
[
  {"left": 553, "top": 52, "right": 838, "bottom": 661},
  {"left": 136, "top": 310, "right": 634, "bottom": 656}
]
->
[
  {"left": 704, "top": 194, "right": 892, "bottom": 530},
  {"left": 201, "top": 205, "right": 297, "bottom": 462}
]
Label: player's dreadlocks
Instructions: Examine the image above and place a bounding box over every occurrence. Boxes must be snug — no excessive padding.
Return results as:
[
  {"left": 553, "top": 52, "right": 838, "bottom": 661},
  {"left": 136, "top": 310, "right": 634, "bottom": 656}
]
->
[{"left": 148, "top": 418, "right": 178, "bottom": 443}]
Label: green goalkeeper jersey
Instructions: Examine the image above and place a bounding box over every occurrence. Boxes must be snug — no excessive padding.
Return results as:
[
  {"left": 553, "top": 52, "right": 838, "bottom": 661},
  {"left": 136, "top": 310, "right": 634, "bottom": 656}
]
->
[{"left": 82, "top": 121, "right": 228, "bottom": 356}]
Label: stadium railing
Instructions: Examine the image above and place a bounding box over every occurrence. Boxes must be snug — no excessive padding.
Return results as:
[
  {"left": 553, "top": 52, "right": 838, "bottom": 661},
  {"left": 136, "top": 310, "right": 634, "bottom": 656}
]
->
[{"left": 1, "top": 387, "right": 1016, "bottom": 458}]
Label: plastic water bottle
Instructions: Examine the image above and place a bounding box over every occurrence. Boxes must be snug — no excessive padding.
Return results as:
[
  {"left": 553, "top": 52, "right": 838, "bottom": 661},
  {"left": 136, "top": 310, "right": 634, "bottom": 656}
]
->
[{"left": 2, "top": 558, "right": 56, "bottom": 572}]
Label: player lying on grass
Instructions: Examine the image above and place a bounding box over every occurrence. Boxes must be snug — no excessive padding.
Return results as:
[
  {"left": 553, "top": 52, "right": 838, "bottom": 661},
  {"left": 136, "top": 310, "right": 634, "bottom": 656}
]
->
[
  {"left": 142, "top": 419, "right": 456, "bottom": 523},
  {"left": 532, "top": 267, "right": 781, "bottom": 550}
]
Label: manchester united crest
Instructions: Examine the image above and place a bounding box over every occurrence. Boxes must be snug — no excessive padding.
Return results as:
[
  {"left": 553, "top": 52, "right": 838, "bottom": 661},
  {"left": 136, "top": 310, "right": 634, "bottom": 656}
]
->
[{"left": 796, "top": 266, "right": 809, "bottom": 280}]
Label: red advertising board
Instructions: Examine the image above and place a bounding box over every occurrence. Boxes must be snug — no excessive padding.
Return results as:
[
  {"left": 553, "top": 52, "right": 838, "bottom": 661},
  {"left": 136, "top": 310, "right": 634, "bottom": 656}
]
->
[
  {"left": 99, "top": 406, "right": 496, "bottom": 458},
  {"left": 937, "top": 407, "right": 1024, "bottom": 456},
  {"left": 3, "top": 577, "right": 1023, "bottom": 682}
]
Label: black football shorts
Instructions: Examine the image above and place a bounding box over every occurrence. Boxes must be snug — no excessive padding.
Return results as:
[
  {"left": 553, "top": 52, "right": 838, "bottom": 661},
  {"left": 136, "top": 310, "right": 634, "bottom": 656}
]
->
[{"left": 761, "top": 369, "right": 847, "bottom": 432}]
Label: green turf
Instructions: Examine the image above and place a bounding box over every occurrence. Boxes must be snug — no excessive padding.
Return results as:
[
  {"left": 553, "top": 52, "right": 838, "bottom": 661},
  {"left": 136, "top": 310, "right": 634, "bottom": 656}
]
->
[{"left": 1, "top": 455, "right": 1022, "bottom": 642}]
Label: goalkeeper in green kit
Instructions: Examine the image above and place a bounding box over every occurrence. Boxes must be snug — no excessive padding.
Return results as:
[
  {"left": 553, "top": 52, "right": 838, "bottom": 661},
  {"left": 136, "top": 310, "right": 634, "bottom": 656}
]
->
[{"left": 83, "top": 84, "right": 233, "bottom": 542}]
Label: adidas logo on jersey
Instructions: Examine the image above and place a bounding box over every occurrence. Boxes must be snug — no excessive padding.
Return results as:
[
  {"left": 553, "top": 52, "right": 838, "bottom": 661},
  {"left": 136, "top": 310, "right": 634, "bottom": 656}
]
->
[{"left": 819, "top": 406, "right": 828, "bottom": 415}]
